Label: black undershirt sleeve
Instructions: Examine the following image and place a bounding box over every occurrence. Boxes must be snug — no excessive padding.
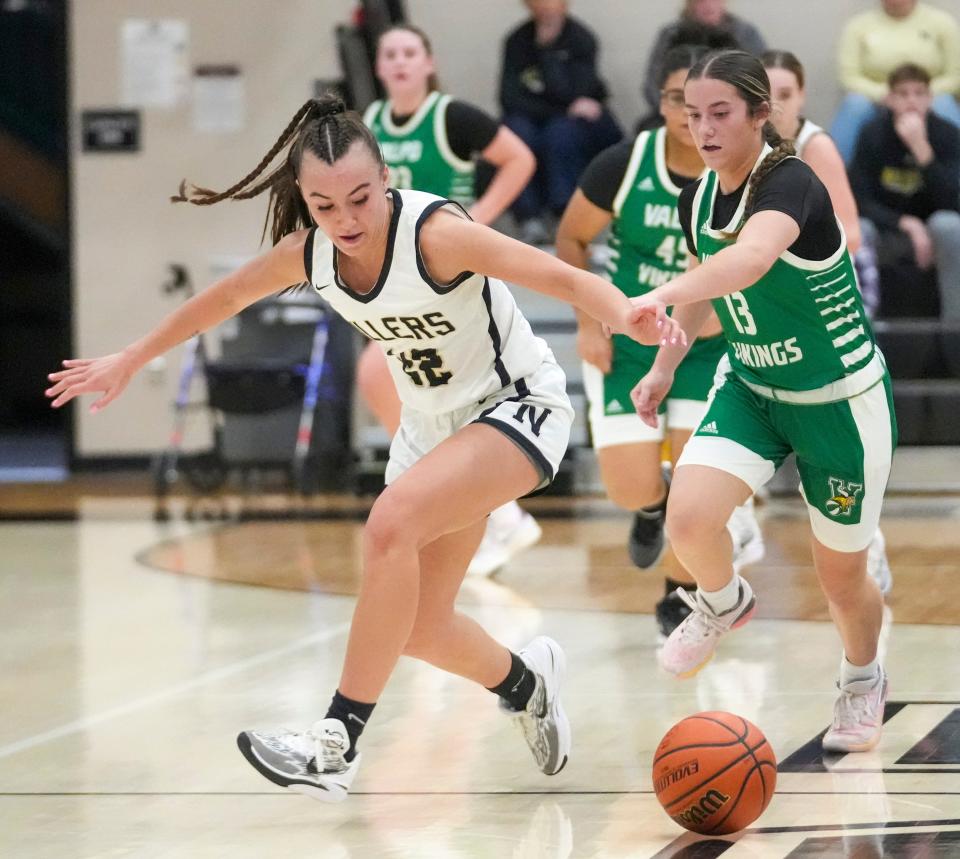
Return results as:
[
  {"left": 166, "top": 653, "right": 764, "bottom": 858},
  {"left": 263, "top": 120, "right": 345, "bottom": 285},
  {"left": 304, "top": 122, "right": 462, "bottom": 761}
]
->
[
  {"left": 578, "top": 141, "right": 633, "bottom": 211},
  {"left": 444, "top": 100, "right": 501, "bottom": 162},
  {"left": 685, "top": 160, "right": 841, "bottom": 261},
  {"left": 677, "top": 181, "right": 700, "bottom": 258},
  {"left": 748, "top": 159, "right": 841, "bottom": 260}
]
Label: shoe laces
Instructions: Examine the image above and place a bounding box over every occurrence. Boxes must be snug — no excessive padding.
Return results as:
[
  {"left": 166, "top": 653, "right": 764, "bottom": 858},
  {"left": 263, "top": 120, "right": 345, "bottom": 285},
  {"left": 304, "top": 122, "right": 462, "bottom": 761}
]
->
[
  {"left": 672, "top": 589, "right": 734, "bottom": 643},
  {"left": 297, "top": 724, "right": 349, "bottom": 774},
  {"left": 832, "top": 681, "right": 880, "bottom": 730}
]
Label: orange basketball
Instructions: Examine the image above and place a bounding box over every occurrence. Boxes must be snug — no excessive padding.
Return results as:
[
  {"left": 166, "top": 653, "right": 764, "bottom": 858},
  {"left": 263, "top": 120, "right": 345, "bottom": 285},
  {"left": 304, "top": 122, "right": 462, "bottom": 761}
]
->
[{"left": 652, "top": 711, "right": 777, "bottom": 835}]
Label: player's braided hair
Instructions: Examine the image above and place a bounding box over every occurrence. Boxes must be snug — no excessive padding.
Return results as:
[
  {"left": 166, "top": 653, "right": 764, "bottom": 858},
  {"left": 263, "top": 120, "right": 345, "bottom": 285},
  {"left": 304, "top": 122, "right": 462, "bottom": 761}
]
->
[
  {"left": 687, "top": 50, "right": 796, "bottom": 238},
  {"left": 171, "top": 94, "right": 385, "bottom": 245}
]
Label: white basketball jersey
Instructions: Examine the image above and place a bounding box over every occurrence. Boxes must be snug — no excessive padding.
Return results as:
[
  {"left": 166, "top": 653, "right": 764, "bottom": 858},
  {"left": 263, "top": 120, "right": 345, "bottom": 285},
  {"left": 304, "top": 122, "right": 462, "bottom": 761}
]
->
[
  {"left": 305, "top": 189, "right": 549, "bottom": 414},
  {"left": 795, "top": 118, "right": 825, "bottom": 158}
]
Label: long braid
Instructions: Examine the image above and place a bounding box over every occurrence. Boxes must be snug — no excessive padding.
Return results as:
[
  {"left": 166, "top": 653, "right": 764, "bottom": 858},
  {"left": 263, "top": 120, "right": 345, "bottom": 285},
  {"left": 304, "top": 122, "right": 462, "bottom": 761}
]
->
[
  {"left": 170, "top": 100, "right": 318, "bottom": 205},
  {"left": 170, "top": 93, "right": 385, "bottom": 248},
  {"left": 743, "top": 122, "right": 796, "bottom": 221}
]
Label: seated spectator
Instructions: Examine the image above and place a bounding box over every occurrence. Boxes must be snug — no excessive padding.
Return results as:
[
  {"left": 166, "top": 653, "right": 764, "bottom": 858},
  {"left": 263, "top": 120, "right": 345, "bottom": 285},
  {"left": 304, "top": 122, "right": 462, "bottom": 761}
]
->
[
  {"left": 831, "top": 0, "right": 960, "bottom": 163},
  {"left": 849, "top": 64, "right": 960, "bottom": 320},
  {"left": 641, "top": 1, "right": 766, "bottom": 118},
  {"left": 635, "top": 21, "right": 740, "bottom": 133},
  {"left": 499, "top": 0, "right": 623, "bottom": 243}
]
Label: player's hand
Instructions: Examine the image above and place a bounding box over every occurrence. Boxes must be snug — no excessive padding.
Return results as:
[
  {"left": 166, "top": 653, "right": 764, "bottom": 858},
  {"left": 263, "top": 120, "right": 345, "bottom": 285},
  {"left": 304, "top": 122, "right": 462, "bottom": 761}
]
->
[
  {"left": 631, "top": 367, "right": 674, "bottom": 428},
  {"left": 899, "top": 215, "right": 934, "bottom": 270},
  {"left": 576, "top": 318, "right": 613, "bottom": 373},
  {"left": 45, "top": 352, "right": 135, "bottom": 412},
  {"left": 623, "top": 296, "right": 687, "bottom": 348}
]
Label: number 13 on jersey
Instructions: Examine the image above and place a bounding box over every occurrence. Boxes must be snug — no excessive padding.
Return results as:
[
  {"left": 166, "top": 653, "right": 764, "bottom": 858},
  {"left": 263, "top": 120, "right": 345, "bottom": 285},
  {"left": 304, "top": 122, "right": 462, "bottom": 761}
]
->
[{"left": 722, "top": 291, "right": 757, "bottom": 335}]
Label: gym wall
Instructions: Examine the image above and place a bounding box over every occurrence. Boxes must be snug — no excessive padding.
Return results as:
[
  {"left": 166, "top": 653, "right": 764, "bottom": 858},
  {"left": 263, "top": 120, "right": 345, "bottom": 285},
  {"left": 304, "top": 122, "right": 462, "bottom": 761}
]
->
[{"left": 70, "top": 0, "right": 932, "bottom": 455}]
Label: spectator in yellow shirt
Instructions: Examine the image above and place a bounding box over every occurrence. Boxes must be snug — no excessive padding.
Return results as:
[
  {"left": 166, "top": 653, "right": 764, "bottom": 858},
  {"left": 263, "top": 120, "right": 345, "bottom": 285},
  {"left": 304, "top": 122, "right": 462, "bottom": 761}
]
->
[{"left": 830, "top": 0, "right": 960, "bottom": 162}]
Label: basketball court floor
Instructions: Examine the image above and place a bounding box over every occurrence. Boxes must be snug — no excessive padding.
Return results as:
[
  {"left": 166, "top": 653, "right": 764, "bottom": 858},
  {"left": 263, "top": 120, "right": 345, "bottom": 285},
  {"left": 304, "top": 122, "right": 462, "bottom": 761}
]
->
[{"left": 3, "top": 484, "right": 960, "bottom": 858}]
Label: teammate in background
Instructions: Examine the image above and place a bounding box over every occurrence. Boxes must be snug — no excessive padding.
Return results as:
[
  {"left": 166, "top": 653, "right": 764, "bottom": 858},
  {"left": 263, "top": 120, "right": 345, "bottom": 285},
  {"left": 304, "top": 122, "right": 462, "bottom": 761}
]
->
[
  {"left": 556, "top": 44, "right": 764, "bottom": 640},
  {"left": 361, "top": 24, "right": 542, "bottom": 577},
  {"left": 46, "top": 97, "right": 684, "bottom": 800},
  {"left": 762, "top": 48, "right": 892, "bottom": 596},
  {"left": 631, "top": 51, "right": 895, "bottom": 753}
]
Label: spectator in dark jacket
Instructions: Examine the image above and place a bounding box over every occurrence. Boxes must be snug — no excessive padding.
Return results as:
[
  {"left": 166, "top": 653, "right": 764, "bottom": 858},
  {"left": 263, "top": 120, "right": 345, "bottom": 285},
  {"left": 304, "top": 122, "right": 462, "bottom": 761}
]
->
[
  {"left": 850, "top": 64, "right": 960, "bottom": 320},
  {"left": 641, "top": 0, "right": 766, "bottom": 116},
  {"left": 499, "top": 0, "right": 623, "bottom": 242}
]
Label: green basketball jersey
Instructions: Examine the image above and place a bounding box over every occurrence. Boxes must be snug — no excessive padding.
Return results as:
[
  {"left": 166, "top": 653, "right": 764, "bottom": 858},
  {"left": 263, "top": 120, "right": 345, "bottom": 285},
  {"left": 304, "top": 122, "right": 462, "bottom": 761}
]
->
[
  {"left": 606, "top": 127, "right": 694, "bottom": 296},
  {"left": 606, "top": 127, "right": 702, "bottom": 360},
  {"left": 690, "top": 148, "right": 878, "bottom": 393},
  {"left": 363, "top": 91, "right": 475, "bottom": 206}
]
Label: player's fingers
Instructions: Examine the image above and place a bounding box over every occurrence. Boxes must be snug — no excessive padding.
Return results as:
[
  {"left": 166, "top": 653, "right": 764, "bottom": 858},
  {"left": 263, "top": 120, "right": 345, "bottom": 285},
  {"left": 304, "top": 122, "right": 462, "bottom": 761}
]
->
[
  {"left": 638, "top": 407, "right": 659, "bottom": 428},
  {"left": 47, "top": 366, "right": 86, "bottom": 382}
]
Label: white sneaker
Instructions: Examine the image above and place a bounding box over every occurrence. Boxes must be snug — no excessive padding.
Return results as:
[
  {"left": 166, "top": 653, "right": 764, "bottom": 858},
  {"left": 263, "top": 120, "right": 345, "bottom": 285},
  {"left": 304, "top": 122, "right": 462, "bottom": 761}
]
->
[
  {"left": 728, "top": 499, "right": 765, "bottom": 574},
  {"left": 822, "top": 670, "right": 888, "bottom": 753},
  {"left": 237, "top": 718, "right": 361, "bottom": 802},
  {"left": 502, "top": 636, "right": 571, "bottom": 775},
  {"left": 467, "top": 506, "right": 542, "bottom": 577},
  {"left": 658, "top": 580, "right": 757, "bottom": 678},
  {"left": 866, "top": 529, "right": 892, "bottom": 596}
]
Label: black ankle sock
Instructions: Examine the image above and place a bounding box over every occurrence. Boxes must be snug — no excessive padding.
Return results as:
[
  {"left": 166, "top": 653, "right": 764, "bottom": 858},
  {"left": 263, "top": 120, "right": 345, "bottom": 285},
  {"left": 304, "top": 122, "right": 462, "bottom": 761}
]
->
[
  {"left": 487, "top": 651, "right": 536, "bottom": 712},
  {"left": 640, "top": 481, "right": 670, "bottom": 515},
  {"left": 325, "top": 690, "right": 376, "bottom": 762},
  {"left": 665, "top": 577, "right": 698, "bottom": 596}
]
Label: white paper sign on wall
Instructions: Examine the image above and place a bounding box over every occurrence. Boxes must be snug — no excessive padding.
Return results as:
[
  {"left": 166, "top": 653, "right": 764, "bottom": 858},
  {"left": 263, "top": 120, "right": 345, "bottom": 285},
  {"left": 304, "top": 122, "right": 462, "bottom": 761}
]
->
[{"left": 120, "top": 19, "right": 189, "bottom": 109}]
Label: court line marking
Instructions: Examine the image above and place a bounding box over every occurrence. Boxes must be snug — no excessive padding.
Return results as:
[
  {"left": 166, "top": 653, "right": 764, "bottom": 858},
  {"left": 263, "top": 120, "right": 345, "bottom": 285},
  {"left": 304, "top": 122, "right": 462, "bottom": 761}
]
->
[{"left": 0, "top": 623, "right": 350, "bottom": 761}]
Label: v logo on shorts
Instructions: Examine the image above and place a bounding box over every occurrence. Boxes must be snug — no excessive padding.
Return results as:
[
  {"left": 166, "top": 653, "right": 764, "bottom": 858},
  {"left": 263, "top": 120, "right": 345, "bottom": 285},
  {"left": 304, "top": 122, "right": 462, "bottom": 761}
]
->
[{"left": 826, "top": 477, "right": 863, "bottom": 517}]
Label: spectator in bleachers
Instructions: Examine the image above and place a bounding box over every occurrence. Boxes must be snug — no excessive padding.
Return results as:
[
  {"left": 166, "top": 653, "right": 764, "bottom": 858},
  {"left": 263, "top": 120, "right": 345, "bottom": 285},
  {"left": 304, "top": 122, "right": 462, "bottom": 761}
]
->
[
  {"left": 641, "top": 1, "right": 766, "bottom": 119},
  {"left": 635, "top": 20, "right": 741, "bottom": 133},
  {"left": 849, "top": 64, "right": 960, "bottom": 321},
  {"left": 831, "top": 0, "right": 960, "bottom": 164},
  {"left": 499, "top": 0, "right": 623, "bottom": 244}
]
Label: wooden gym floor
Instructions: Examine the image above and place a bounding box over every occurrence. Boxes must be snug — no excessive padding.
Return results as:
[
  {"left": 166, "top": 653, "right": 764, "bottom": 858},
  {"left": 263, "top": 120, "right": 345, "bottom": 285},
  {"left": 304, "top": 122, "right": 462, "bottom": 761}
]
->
[{"left": 3, "top": 479, "right": 960, "bottom": 857}]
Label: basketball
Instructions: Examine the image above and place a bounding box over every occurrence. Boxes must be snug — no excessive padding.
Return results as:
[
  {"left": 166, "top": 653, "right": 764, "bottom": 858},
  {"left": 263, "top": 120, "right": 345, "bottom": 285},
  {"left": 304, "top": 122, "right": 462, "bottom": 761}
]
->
[{"left": 652, "top": 711, "right": 777, "bottom": 835}]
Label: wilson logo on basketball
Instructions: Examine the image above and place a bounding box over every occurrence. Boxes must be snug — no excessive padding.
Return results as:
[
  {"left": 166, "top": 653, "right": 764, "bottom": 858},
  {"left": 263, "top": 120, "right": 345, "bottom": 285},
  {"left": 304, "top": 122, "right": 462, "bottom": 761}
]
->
[
  {"left": 653, "top": 758, "right": 700, "bottom": 793},
  {"left": 671, "top": 788, "right": 731, "bottom": 829}
]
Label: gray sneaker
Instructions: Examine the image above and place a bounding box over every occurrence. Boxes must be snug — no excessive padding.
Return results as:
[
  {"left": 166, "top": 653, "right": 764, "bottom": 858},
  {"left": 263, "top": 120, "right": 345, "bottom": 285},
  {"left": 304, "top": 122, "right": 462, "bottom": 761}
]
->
[
  {"left": 237, "top": 718, "right": 360, "bottom": 802},
  {"left": 502, "top": 636, "right": 571, "bottom": 775}
]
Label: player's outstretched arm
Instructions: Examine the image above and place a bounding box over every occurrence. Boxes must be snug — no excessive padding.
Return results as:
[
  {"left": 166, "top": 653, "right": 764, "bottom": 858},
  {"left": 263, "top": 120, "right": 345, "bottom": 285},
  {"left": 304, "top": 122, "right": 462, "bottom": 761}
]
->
[
  {"left": 418, "top": 211, "right": 686, "bottom": 349},
  {"left": 635, "top": 210, "right": 801, "bottom": 310},
  {"left": 46, "top": 231, "right": 310, "bottom": 412}
]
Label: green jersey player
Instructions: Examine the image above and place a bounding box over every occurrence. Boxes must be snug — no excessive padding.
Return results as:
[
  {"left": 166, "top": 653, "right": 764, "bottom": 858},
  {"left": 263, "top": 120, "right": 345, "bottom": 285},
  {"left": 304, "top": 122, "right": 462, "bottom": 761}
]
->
[
  {"left": 632, "top": 51, "right": 895, "bottom": 755},
  {"left": 557, "top": 45, "right": 763, "bottom": 641}
]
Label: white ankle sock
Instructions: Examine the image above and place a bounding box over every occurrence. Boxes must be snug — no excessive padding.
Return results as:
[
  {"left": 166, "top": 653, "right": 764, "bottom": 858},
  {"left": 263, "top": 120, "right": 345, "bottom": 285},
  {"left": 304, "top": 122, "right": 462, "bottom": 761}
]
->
[
  {"left": 840, "top": 655, "right": 880, "bottom": 687},
  {"left": 699, "top": 574, "right": 743, "bottom": 615}
]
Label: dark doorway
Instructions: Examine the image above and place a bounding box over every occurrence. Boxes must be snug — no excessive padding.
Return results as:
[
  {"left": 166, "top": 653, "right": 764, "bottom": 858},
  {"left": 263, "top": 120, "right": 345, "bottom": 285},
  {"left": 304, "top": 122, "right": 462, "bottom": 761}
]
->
[{"left": 0, "top": 0, "right": 70, "bottom": 480}]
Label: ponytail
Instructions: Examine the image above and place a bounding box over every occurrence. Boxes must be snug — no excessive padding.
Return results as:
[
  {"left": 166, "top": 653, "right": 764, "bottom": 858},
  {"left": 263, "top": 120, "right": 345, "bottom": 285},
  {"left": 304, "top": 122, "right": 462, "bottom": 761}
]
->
[{"left": 172, "top": 94, "right": 384, "bottom": 246}]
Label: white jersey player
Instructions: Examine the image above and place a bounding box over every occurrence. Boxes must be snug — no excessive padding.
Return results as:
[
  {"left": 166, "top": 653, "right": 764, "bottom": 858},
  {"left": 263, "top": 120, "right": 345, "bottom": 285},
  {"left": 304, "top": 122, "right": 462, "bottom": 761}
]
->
[{"left": 46, "top": 96, "right": 684, "bottom": 802}]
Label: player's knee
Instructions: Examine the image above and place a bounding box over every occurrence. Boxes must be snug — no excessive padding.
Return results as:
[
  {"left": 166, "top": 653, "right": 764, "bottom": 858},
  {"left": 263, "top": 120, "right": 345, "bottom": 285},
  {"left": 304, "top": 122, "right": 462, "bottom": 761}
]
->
[
  {"left": 666, "top": 495, "right": 723, "bottom": 549},
  {"left": 364, "top": 492, "right": 417, "bottom": 560},
  {"left": 819, "top": 566, "right": 869, "bottom": 608}
]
